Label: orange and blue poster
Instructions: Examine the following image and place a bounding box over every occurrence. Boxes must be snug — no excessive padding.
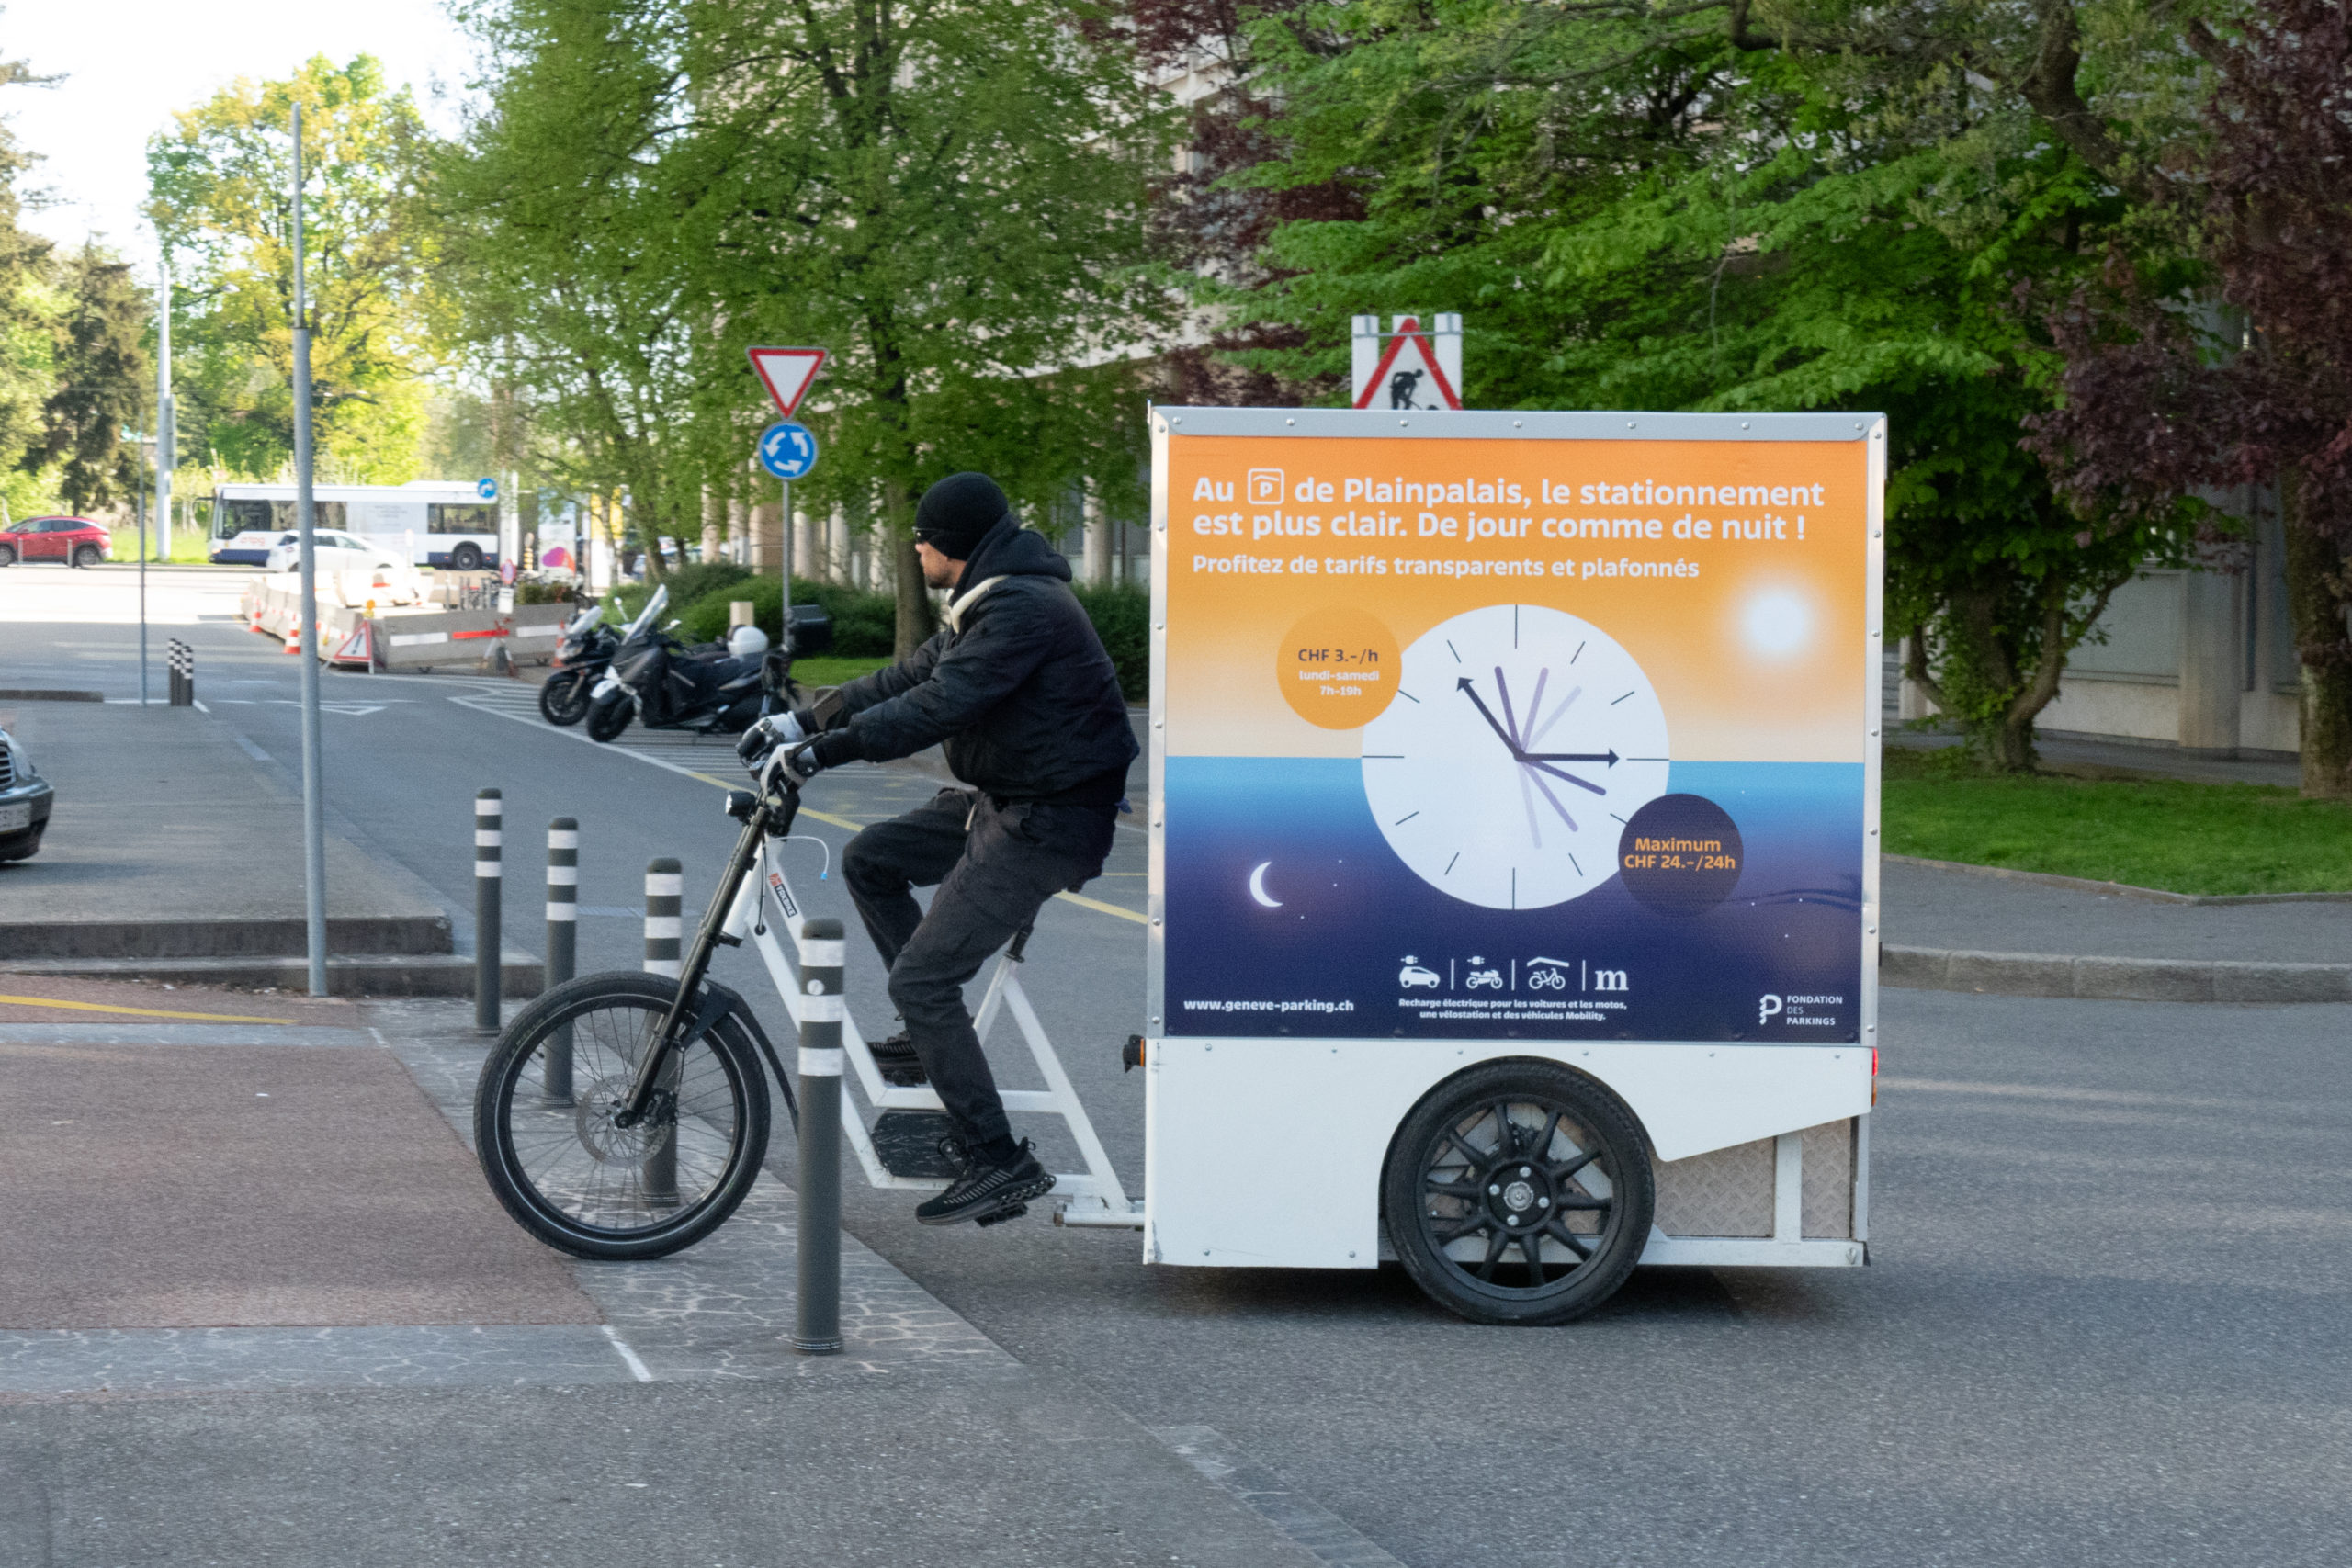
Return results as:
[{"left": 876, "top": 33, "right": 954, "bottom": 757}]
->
[{"left": 1148, "top": 408, "right": 1885, "bottom": 1044}]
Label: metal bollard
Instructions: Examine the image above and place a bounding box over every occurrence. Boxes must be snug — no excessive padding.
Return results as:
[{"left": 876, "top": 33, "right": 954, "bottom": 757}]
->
[
  {"left": 793, "top": 916, "right": 845, "bottom": 1355},
  {"left": 643, "top": 859, "right": 683, "bottom": 1203},
  {"left": 167, "top": 640, "right": 194, "bottom": 706},
  {"left": 474, "top": 790, "right": 503, "bottom": 1032},
  {"left": 543, "top": 818, "right": 578, "bottom": 1101}
]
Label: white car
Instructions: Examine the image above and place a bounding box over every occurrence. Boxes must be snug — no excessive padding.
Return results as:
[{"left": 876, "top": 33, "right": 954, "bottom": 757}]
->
[{"left": 265, "top": 530, "right": 406, "bottom": 576}]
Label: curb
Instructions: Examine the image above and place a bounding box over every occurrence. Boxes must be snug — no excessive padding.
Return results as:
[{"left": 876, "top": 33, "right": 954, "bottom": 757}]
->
[
  {"left": 1884, "top": 853, "right": 2352, "bottom": 906},
  {"left": 0, "top": 915, "right": 454, "bottom": 961},
  {"left": 0, "top": 953, "right": 544, "bottom": 999},
  {"left": 1883, "top": 944, "right": 2352, "bottom": 1004}
]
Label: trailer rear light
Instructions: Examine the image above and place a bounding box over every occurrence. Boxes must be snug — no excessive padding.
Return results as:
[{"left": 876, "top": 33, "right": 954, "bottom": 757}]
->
[{"left": 1871, "top": 1046, "right": 1879, "bottom": 1105}]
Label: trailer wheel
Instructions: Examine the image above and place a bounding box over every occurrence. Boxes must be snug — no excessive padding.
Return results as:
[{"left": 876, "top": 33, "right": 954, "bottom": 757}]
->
[{"left": 1383, "top": 1060, "right": 1654, "bottom": 1325}]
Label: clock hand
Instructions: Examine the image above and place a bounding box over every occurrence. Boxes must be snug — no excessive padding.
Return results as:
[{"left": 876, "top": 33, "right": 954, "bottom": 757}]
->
[
  {"left": 1521, "top": 749, "right": 1619, "bottom": 766},
  {"left": 1523, "top": 757, "right": 1608, "bottom": 797},
  {"left": 1455, "top": 677, "right": 1522, "bottom": 754}
]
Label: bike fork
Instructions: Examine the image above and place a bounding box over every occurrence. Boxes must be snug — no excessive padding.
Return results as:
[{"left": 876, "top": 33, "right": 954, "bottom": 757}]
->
[{"left": 616, "top": 786, "right": 798, "bottom": 1123}]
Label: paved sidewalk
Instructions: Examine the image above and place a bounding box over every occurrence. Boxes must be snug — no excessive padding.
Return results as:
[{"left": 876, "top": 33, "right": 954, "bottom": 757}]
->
[
  {"left": 0, "top": 986, "right": 1340, "bottom": 1567},
  {"left": 1892, "top": 727, "right": 2302, "bottom": 788}
]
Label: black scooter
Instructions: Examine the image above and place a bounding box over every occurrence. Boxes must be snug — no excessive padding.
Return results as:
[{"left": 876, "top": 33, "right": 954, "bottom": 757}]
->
[
  {"left": 583, "top": 585, "right": 798, "bottom": 742},
  {"left": 537, "top": 603, "right": 619, "bottom": 727}
]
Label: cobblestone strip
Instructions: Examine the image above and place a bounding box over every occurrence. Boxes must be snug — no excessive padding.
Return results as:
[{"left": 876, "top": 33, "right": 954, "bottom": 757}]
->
[
  {"left": 0, "top": 1325, "right": 631, "bottom": 1400},
  {"left": 384, "top": 1018, "right": 1012, "bottom": 1378},
  {"left": 1150, "top": 1426, "right": 1406, "bottom": 1568}
]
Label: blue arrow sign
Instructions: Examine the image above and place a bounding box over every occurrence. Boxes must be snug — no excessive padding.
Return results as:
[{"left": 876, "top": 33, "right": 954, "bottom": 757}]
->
[
  {"left": 476, "top": 476, "right": 498, "bottom": 501},
  {"left": 755, "top": 421, "right": 820, "bottom": 479}
]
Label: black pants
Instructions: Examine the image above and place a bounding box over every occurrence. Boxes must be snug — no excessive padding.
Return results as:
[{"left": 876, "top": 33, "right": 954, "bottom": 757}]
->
[{"left": 842, "top": 788, "right": 1115, "bottom": 1153}]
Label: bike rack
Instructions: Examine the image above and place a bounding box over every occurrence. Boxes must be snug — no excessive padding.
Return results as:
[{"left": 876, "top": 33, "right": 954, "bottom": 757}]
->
[{"left": 720, "top": 850, "right": 1145, "bottom": 1229}]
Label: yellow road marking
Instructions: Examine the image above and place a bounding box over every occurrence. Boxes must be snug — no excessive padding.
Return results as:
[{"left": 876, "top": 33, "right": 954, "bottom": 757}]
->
[
  {"left": 1056, "top": 890, "right": 1148, "bottom": 925},
  {"left": 0, "top": 994, "right": 292, "bottom": 1025}
]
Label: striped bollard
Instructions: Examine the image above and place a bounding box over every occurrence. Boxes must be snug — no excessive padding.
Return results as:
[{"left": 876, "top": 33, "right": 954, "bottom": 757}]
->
[
  {"left": 543, "top": 818, "right": 578, "bottom": 1101},
  {"left": 474, "top": 790, "right": 503, "bottom": 1032},
  {"left": 793, "top": 916, "right": 844, "bottom": 1356},
  {"left": 643, "top": 858, "right": 683, "bottom": 1203}
]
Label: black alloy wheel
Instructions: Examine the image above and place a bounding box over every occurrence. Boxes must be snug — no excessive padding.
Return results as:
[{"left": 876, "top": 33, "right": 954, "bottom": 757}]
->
[
  {"left": 72, "top": 544, "right": 101, "bottom": 569},
  {"left": 1383, "top": 1060, "right": 1654, "bottom": 1325},
  {"left": 539, "top": 670, "right": 594, "bottom": 726},
  {"left": 450, "top": 542, "right": 484, "bottom": 572}
]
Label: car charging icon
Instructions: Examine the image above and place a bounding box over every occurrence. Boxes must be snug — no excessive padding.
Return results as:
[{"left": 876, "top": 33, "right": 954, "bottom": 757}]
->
[
  {"left": 1398, "top": 956, "right": 1442, "bottom": 990},
  {"left": 1758, "top": 993, "right": 1784, "bottom": 1026}
]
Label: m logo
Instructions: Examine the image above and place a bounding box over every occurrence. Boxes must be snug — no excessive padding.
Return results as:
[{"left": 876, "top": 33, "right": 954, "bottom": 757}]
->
[
  {"left": 1591, "top": 969, "right": 1628, "bottom": 992},
  {"left": 1247, "top": 468, "right": 1285, "bottom": 505}
]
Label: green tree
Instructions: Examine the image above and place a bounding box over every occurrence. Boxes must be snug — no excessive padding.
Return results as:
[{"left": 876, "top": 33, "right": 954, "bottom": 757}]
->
[
  {"left": 1208, "top": 0, "right": 2214, "bottom": 769},
  {"left": 0, "top": 46, "right": 56, "bottom": 517},
  {"left": 25, "top": 243, "right": 149, "bottom": 513},
  {"left": 147, "top": 55, "right": 443, "bottom": 482},
  {"left": 444, "top": 0, "right": 1176, "bottom": 648}
]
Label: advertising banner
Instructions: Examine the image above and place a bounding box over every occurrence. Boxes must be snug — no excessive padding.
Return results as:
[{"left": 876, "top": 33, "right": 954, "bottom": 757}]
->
[{"left": 1150, "top": 409, "right": 1883, "bottom": 1045}]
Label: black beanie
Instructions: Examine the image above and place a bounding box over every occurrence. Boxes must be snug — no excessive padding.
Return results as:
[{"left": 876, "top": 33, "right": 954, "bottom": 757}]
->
[{"left": 912, "top": 472, "right": 1010, "bottom": 560}]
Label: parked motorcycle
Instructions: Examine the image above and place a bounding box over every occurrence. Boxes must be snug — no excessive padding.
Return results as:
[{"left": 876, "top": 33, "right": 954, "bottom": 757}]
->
[
  {"left": 583, "top": 586, "right": 798, "bottom": 742},
  {"left": 537, "top": 603, "right": 618, "bottom": 727}
]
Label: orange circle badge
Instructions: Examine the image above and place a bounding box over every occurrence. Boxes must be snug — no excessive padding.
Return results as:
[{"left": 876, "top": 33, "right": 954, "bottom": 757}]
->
[{"left": 1276, "top": 607, "right": 1403, "bottom": 729}]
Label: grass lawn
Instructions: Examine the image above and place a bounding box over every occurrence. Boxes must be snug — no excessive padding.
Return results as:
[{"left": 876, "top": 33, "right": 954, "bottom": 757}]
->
[
  {"left": 1882, "top": 745, "right": 2352, "bottom": 896},
  {"left": 788, "top": 655, "right": 892, "bottom": 688}
]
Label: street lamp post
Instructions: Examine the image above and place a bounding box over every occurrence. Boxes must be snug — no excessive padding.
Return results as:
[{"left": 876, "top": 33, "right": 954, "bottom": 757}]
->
[{"left": 291, "top": 104, "right": 328, "bottom": 998}]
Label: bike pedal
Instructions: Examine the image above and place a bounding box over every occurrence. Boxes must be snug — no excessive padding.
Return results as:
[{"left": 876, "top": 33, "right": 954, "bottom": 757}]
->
[{"left": 975, "top": 1202, "right": 1028, "bottom": 1228}]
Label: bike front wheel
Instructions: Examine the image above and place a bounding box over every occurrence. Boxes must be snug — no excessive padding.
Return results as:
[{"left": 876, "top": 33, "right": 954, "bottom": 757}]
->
[{"left": 475, "top": 972, "right": 771, "bottom": 1259}]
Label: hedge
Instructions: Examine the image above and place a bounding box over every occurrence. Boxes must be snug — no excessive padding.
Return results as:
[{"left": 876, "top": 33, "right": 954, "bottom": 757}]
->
[{"left": 676, "top": 576, "right": 898, "bottom": 656}]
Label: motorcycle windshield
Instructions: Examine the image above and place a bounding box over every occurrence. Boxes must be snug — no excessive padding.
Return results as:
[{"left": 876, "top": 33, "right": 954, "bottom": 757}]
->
[{"left": 622, "top": 584, "right": 669, "bottom": 639}]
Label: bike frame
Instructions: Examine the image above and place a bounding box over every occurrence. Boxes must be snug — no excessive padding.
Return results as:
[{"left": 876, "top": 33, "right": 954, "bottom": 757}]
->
[
  {"left": 609, "top": 772, "right": 1142, "bottom": 1226},
  {"left": 614, "top": 781, "right": 796, "bottom": 1125}
]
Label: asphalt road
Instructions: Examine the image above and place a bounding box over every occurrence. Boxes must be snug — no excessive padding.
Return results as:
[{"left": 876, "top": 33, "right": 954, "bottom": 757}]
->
[{"left": 7, "top": 567, "right": 2350, "bottom": 1566}]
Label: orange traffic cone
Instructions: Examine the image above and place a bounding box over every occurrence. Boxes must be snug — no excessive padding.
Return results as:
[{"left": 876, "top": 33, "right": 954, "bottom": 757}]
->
[
  {"left": 283, "top": 620, "right": 302, "bottom": 657},
  {"left": 249, "top": 602, "right": 264, "bottom": 634}
]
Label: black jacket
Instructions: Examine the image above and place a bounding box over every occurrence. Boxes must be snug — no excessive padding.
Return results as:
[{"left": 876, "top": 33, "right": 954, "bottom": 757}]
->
[{"left": 830, "top": 520, "right": 1137, "bottom": 801}]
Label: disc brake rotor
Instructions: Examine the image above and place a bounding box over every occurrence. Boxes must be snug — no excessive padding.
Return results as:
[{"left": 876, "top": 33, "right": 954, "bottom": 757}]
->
[{"left": 573, "top": 1074, "right": 674, "bottom": 1163}]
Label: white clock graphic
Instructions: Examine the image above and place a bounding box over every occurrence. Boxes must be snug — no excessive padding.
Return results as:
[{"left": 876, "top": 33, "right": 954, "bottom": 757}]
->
[{"left": 1361, "top": 604, "right": 1670, "bottom": 910}]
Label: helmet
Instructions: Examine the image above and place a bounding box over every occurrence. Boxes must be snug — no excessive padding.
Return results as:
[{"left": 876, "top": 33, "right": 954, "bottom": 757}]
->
[{"left": 729, "top": 625, "right": 771, "bottom": 659}]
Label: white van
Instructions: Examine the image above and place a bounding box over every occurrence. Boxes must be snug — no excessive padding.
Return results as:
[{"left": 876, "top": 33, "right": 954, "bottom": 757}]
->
[{"left": 209, "top": 480, "right": 499, "bottom": 571}]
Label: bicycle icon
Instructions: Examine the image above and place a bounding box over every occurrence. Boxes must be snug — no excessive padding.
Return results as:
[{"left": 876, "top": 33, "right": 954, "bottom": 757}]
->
[{"left": 1526, "top": 957, "right": 1573, "bottom": 991}]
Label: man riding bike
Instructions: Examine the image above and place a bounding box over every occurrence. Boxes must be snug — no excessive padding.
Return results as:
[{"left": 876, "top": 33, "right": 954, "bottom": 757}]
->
[{"left": 738, "top": 472, "right": 1137, "bottom": 1228}]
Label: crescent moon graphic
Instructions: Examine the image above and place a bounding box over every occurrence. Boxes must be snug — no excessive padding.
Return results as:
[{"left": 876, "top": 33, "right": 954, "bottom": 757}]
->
[{"left": 1247, "top": 861, "right": 1283, "bottom": 909}]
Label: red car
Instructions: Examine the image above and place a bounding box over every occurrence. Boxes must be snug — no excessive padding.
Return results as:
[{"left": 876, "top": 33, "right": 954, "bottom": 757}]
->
[{"left": 0, "top": 515, "right": 111, "bottom": 569}]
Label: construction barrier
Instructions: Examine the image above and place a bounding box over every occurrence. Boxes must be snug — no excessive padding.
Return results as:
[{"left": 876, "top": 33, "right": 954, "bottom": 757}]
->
[{"left": 241, "top": 577, "right": 571, "bottom": 671}]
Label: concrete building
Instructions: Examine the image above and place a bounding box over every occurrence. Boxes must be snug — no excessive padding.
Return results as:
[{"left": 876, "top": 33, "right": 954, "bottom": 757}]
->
[{"left": 1901, "top": 500, "right": 2303, "bottom": 760}]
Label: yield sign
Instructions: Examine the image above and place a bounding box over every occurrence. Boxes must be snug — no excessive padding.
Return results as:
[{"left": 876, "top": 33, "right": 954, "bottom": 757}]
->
[
  {"left": 1351, "top": 316, "right": 1462, "bottom": 411},
  {"left": 747, "top": 345, "right": 829, "bottom": 417}
]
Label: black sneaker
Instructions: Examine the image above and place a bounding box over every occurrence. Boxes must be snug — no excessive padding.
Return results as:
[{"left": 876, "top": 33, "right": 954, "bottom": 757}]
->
[
  {"left": 867, "top": 1031, "right": 928, "bottom": 1086},
  {"left": 915, "top": 1140, "right": 1055, "bottom": 1227}
]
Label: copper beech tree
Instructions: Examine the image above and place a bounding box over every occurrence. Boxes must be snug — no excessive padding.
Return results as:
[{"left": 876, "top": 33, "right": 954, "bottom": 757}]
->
[{"left": 2030, "top": 0, "right": 2352, "bottom": 796}]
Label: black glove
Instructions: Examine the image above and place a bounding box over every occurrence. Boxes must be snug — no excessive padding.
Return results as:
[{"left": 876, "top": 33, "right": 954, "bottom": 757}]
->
[{"left": 778, "top": 728, "right": 861, "bottom": 787}]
